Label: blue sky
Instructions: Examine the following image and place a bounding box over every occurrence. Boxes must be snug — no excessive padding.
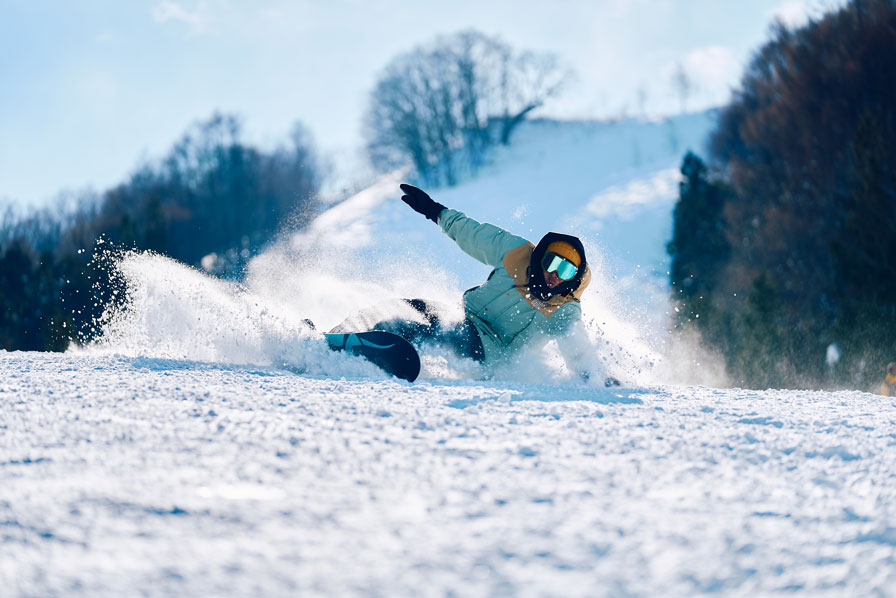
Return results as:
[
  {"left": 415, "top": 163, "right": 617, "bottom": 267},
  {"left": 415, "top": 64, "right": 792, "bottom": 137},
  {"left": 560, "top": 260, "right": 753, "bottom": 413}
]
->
[{"left": 1, "top": 0, "right": 843, "bottom": 207}]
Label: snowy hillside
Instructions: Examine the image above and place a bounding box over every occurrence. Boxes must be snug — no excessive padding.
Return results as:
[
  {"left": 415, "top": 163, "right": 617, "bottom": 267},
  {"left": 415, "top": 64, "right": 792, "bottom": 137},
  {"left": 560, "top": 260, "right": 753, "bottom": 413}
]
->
[
  {"left": 6, "top": 112, "right": 895, "bottom": 596},
  {"left": 256, "top": 112, "right": 717, "bottom": 329},
  {"left": 244, "top": 111, "right": 722, "bottom": 386}
]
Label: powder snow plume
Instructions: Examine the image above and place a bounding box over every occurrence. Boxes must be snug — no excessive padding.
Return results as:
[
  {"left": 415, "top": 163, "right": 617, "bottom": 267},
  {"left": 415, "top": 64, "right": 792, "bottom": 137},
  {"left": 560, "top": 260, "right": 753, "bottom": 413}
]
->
[
  {"left": 79, "top": 251, "right": 382, "bottom": 379},
  {"left": 78, "top": 175, "right": 672, "bottom": 385},
  {"left": 82, "top": 233, "right": 659, "bottom": 386}
]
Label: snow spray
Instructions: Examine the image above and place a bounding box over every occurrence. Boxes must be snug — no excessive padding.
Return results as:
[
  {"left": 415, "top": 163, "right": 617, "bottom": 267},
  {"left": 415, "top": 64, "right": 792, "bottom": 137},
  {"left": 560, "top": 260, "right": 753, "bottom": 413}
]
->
[
  {"left": 79, "top": 165, "right": 728, "bottom": 386},
  {"left": 78, "top": 250, "right": 382, "bottom": 379}
]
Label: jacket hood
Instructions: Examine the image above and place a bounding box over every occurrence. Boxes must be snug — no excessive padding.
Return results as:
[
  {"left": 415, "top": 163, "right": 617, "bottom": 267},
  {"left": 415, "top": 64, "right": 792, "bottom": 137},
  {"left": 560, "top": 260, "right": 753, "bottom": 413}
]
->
[{"left": 528, "top": 232, "right": 588, "bottom": 301}]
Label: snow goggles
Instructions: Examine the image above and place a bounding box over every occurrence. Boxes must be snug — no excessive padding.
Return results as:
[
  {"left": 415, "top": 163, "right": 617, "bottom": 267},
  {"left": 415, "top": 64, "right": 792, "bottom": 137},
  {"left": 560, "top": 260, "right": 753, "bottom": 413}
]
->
[{"left": 541, "top": 252, "right": 578, "bottom": 280}]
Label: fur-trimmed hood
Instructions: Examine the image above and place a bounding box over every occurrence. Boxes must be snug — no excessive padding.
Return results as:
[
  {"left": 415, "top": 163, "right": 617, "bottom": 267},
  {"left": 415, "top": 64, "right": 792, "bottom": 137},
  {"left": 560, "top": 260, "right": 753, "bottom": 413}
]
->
[
  {"left": 527, "top": 232, "right": 589, "bottom": 301},
  {"left": 502, "top": 234, "right": 591, "bottom": 317}
]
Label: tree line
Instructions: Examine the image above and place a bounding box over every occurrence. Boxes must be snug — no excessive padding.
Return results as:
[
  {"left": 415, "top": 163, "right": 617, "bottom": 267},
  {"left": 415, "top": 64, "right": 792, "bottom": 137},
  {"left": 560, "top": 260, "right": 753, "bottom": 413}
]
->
[
  {"left": 668, "top": 0, "right": 896, "bottom": 389},
  {"left": 1, "top": 113, "right": 321, "bottom": 351}
]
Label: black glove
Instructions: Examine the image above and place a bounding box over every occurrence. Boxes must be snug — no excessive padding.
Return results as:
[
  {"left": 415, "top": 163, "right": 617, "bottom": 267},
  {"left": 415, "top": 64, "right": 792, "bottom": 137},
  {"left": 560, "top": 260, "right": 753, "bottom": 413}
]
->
[{"left": 400, "top": 184, "right": 446, "bottom": 224}]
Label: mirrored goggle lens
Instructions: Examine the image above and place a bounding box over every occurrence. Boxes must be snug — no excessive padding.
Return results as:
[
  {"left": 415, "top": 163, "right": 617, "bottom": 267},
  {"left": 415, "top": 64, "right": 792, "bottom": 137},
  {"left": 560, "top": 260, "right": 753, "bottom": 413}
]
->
[{"left": 542, "top": 253, "right": 578, "bottom": 280}]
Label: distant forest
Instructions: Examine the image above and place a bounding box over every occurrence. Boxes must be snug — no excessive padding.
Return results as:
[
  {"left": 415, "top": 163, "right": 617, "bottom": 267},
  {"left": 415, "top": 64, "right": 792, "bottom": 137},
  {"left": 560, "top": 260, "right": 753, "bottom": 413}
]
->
[
  {"left": 668, "top": 0, "right": 896, "bottom": 390},
  {"left": 0, "top": 114, "right": 321, "bottom": 351}
]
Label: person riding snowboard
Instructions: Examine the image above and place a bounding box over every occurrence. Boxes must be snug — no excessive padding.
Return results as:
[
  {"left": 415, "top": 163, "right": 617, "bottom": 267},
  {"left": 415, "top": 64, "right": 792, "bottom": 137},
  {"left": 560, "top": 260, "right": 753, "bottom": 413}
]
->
[{"left": 333, "top": 183, "right": 607, "bottom": 383}]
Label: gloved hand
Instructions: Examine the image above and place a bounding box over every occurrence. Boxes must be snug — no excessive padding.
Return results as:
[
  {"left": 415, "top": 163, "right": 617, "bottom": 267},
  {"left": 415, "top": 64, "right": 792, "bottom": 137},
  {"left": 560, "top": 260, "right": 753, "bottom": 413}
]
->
[{"left": 400, "top": 184, "right": 447, "bottom": 224}]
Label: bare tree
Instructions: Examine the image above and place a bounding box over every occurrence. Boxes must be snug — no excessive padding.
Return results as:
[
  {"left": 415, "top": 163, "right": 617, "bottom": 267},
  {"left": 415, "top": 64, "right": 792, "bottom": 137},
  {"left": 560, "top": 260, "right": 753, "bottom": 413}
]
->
[
  {"left": 497, "top": 50, "right": 572, "bottom": 145},
  {"left": 364, "top": 30, "right": 572, "bottom": 186}
]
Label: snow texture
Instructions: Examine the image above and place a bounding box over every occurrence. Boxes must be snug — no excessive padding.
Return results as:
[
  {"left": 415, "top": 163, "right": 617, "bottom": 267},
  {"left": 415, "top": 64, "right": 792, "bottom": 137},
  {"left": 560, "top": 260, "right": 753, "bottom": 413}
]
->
[
  {"left": 4, "top": 114, "right": 893, "bottom": 596},
  {"left": 3, "top": 352, "right": 896, "bottom": 597}
]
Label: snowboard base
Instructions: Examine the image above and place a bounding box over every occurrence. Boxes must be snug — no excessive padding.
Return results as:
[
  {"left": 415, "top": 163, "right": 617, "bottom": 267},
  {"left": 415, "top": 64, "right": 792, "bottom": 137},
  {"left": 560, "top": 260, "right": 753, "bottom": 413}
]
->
[{"left": 325, "top": 331, "right": 421, "bottom": 382}]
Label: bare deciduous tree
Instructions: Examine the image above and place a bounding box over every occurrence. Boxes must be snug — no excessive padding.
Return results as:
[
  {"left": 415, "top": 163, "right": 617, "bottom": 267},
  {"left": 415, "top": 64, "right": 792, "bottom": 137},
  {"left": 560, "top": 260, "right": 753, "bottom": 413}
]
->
[{"left": 364, "top": 30, "right": 572, "bottom": 186}]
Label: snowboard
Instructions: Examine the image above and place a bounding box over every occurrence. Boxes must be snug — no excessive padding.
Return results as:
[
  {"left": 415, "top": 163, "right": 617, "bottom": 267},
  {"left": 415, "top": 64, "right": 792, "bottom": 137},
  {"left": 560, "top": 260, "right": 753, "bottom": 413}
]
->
[{"left": 325, "top": 331, "right": 421, "bottom": 382}]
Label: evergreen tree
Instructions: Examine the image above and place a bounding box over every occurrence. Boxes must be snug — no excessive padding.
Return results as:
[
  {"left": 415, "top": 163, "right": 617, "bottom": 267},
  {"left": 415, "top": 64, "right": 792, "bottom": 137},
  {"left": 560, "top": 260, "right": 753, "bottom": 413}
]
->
[
  {"left": 0, "top": 112, "right": 322, "bottom": 352},
  {"left": 667, "top": 152, "right": 730, "bottom": 330},
  {"left": 670, "top": 0, "right": 896, "bottom": 389}
]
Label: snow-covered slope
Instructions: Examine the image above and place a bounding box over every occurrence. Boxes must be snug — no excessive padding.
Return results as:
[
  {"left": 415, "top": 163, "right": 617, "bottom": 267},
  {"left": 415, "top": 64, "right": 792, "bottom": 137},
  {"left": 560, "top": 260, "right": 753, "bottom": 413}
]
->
[
  {"left": 9, "top": 113, "right": 893, "bottom": 597},
  {"left": 3, "top": 352, "right": 895, "bottom": 597}
]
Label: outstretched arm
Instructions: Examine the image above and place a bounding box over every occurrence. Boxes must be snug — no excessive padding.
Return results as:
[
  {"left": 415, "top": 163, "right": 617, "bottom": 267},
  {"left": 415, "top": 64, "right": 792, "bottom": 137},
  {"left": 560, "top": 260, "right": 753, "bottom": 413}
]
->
[
  {"left": 438, "top": 210, "right": 529, "bottom": 267},
  {"left": 399, "top": 183, "right": 528, "bottom": 267}
]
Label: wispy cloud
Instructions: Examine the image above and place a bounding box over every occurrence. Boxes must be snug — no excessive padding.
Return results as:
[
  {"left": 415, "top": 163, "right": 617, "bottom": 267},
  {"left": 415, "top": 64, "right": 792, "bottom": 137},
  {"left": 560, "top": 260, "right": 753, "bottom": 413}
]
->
[
  {"left": 152, "top": 1, "right": 209, "bottom": 36},
  {"left": 93, "top": 30, "right": 119, "bottom": 44}
]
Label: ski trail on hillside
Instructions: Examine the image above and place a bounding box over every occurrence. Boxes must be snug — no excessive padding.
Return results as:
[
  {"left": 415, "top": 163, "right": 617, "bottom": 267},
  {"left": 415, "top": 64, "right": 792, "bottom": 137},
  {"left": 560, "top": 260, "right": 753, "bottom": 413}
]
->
[{"left": 292, "top": 168, "right": 407, "bottom": 249}]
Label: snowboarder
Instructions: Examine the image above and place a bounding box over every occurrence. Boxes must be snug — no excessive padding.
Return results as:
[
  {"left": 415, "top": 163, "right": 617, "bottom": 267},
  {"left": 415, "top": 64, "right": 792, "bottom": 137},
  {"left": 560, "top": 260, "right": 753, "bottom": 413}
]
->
[
  {"left": 333, "top": 183, "right": 606, "bottom": 383},
  {"left": 881, "top": 362, "right": 896, "bottom": 396}
]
